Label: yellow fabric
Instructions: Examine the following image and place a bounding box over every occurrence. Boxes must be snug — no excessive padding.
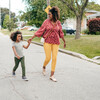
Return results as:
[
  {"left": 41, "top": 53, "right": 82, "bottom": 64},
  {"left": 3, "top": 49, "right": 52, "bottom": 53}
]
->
[{"left": 43, "top": 43, "right": 59, "bottom": 72}]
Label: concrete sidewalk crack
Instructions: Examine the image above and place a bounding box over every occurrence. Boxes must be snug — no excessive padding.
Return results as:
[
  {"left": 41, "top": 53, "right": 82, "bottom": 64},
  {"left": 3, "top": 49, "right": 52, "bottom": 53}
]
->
[{"left": 9, "top": 79, "right": 26, "bottom": 100}]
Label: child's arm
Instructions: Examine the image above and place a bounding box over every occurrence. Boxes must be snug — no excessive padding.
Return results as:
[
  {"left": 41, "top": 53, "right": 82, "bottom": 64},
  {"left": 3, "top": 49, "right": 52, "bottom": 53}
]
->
[
  {"left": 23, "top": 40, "right": 31, "bottom": 49},
  {"left": 12, "top": 46, "right": 20, "bottom": 59}
]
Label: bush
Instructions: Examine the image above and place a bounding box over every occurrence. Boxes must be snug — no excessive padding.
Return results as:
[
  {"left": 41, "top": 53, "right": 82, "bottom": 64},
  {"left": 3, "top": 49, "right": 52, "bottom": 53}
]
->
[
  {"left": 96, "top": 31, "right": 100, "bottom": 35},
  {"left": 3, "top": 15, "right": 9, "bottom": 29},
  {"left": 87, "top": 18, "right": 100, "bottom": 34},
  {"left": 82, "top": 29, "right": 89, "bottom": 34},
  {"left": 6, "top": 19, "right": 17, "bottom": 32}
]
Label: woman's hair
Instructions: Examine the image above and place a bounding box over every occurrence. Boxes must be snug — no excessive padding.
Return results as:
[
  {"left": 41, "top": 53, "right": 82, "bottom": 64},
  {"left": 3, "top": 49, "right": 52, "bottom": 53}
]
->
[
  {"left": 10, "top": 31, "right": 23, "bottom": 41},
  {"left": 49, "top": 6, "right": 60, "bottom": 22}
]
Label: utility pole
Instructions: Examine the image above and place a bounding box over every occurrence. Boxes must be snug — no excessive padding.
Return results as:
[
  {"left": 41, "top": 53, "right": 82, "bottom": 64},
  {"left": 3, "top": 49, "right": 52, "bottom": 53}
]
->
[
  {"left": 47, "top": 0, "right": 50, "bottom": 6},
  {"left": 9, "top": 0, "right": 11, "bottom": 20},
  {"left": 0, "top": 5, "right": 1, "bottom": 30},
  {"left": 47, "top": 0, "right": 50, "bottom": 18}
]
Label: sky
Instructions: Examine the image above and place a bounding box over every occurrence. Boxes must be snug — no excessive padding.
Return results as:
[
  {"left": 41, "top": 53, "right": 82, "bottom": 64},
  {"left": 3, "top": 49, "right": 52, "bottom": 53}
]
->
[
  {"left": 0, "top": 0, "right": 100, "bottom": 16},
  {"left": 0, "top": 0, "right": 26, "bottom": 15}
]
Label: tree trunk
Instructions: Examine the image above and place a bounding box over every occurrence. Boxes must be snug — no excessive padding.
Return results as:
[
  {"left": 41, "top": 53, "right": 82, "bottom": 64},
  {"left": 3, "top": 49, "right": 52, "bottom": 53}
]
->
[{"left": 75, "top": 16, "right": 81, "bottom": 39}]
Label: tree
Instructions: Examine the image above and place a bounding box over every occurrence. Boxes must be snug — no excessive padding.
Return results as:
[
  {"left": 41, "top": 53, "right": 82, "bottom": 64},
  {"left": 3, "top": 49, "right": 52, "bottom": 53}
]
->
[
  {"left": 23, "top": 0, "right": 89, "bottom": 39},
  {"left": 3, "top": 15, "right": 9, "bottom": 29},
  {"left": 60, "top": 0, "right": 89, "bottom": 39},
  {"left": 1, "top": 8, "right": 16, "bottom": 27},
  {"left": 86, "top": 2, "right": 100, "bottom": 11},
  {"left": 22, "top": 0, "right": 75, "bottom": 26},
  {"left": 3, "top": 14, "right": 17, "bottom": 31},
  {"left": 6, "top": 19, "right": 17, "bottom": 32},
  {"left": 50, "top": 0, "right": 75, "bottom": 23},
  {"left": 22, "top": 0, "right": 47, "bottom": 27}
]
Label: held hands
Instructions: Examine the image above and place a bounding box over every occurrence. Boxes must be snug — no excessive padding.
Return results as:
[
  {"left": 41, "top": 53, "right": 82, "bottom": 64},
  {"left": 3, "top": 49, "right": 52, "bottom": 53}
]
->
[
  {"left": 27, "top": 39, "right": 31, "bottom": 44},
  {"left": 23, "top": 38, "right": 32, "bottom": 49},
  {"left": 28, "top": 35, "right": 36, "bottom": 43},
  {"left": 28, "top": 38, "right": 32, "bottom": 43}
]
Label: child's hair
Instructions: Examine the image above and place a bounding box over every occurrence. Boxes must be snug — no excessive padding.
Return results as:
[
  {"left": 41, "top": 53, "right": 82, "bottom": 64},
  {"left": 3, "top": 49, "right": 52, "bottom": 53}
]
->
[{"left": 10, "top": 31, "right": 23, "bottom": 41}]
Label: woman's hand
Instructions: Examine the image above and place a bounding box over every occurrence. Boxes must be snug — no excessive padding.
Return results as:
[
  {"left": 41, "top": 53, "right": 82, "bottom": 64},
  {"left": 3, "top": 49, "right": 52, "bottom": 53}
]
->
[
  {"left": 28, "top": 35, "right": 36, "bottom": 43},
  {"left": 27, "top": 39, "right": 31, "bottom": 44},
  {"left": 61, "top": 37, "right": 66, "bottom": 48},
  {"left": 28, "top": 38, "right": 32, "bottom": 43},
  {"left": 64, "top": 42, "right": 66, "bottom": 48}
]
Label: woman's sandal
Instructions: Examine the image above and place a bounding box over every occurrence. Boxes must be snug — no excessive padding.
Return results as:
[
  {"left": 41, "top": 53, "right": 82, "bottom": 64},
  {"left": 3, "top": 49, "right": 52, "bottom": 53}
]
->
[
  {"left": 42, "top": 68, "right": 46, "bottom": 76},
  {"left": 50, "top": 76, "right": 57, "bottom": 82}
]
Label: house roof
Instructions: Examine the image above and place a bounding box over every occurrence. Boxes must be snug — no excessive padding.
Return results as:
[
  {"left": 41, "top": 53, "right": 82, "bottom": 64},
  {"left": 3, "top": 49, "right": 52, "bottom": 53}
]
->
[
  {"left": 87, "top": 12, "right": 100, "bottom": 18},
  {"left": 85, "top": 9, "right": 100, "bottom": 13}
]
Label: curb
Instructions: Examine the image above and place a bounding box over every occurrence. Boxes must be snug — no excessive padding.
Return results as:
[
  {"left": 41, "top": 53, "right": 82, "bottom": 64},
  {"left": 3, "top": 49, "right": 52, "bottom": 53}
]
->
[{"left": 25, "top": 39, "right": 100, "bottom": 65}]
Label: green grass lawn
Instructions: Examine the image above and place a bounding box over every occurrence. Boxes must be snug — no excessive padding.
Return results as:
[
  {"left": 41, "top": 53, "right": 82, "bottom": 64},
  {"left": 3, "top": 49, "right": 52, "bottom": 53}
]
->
[
  {"left": 0, "top": 29, "right": 100, "bottom": 58},
  {"left": 60, "top": 35, "right": 100, "bottom": 58},
  {"left": 0, "top": 29, "right": 36, "bottom": 36}
]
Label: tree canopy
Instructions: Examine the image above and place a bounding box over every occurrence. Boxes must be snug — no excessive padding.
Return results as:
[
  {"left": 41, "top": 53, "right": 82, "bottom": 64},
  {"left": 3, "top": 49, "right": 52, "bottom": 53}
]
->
[
  {"left": 1, "top": 8, "right": 16, "bottom": 27},
  {"left": 86, "top": 1, "right": 100, "bottom": 11},
  {"left": 60, "top": 0, "right": 89, "bottom": 39},
  {"left": 22, "top": 0, "right": 75, "bottom": 27}
]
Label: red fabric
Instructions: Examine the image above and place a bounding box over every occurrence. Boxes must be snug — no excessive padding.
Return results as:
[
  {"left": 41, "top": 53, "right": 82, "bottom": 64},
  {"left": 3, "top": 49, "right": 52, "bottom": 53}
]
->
[{"left": 35, "top": 19, "right": 64, "bottom": 45}]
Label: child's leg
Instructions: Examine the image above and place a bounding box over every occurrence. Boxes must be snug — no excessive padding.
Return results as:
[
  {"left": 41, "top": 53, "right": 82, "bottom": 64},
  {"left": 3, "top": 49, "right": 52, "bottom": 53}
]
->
[
  {"left": 13, "top": 57, "right": 20, "bottom": 72},
  {"left": 20, "top": 56, "right": 26, "bottom": 77}
]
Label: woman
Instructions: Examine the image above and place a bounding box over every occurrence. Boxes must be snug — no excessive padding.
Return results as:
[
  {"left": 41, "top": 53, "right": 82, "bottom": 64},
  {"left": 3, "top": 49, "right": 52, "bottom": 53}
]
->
[{"left": 28, "top": 6, "right": 66, "bottom": 82}]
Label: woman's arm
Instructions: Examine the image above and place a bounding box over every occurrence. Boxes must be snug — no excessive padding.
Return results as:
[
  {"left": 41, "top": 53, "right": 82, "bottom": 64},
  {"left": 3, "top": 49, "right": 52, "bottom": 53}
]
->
[
  {"left": 28, "top": 20, "right": 47, "bottom": 42},
  {"left": 12, "top": 46, "right": 20, "bottom": 59},
  {"left": 58, "top": 21, "right": 66, "bottom": 48},
  {"left": 61, "top": 37, "right": 66, "bottom": 48}
]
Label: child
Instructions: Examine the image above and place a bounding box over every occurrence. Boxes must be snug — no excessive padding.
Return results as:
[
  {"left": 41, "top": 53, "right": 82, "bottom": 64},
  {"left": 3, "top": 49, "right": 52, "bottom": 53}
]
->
[{"left": 10, "top": 31, "right": 31, "bottom": 81}]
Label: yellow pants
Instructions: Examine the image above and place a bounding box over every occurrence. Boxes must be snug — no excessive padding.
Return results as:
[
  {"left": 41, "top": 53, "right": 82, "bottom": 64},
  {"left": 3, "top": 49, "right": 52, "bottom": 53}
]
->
[{"left": 43, "top": 43, "right": 59, "bottom": 72}]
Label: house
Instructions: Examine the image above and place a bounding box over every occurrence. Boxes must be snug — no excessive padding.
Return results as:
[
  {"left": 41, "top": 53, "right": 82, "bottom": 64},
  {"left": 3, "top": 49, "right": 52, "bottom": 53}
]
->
[
  {"left": 63, "top": 10, "right": 100, "bottom": 31},
  {"left": 16, "top": 21, "right": 26, "bottom": 28}
]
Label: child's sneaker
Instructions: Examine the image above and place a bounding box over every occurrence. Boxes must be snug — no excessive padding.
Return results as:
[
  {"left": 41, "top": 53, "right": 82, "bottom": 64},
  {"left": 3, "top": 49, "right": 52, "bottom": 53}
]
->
[
  {"left": 12, "top": 71, "right": 16, "bottom": 76},
  {"left": 22, "top": 76, "right": 28, "bottom": 81}
]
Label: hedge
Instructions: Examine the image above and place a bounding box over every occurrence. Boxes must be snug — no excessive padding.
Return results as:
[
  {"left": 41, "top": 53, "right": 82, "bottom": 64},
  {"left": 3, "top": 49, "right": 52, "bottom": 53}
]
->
[{"left": 87, "top": 18, "right": 100, "bottom": 34}]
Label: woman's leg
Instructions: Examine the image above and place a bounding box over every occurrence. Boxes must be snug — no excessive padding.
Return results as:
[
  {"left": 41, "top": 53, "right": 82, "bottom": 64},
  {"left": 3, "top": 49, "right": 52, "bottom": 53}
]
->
[
  {"left": 50, "top": 44, "right": 59, "bottom": 77},
  {"left": 13, "top": 57, "right": 20, "bottom": 72},
  {"left": 43, "top": 43, "right": 52, "bottom": 68}
]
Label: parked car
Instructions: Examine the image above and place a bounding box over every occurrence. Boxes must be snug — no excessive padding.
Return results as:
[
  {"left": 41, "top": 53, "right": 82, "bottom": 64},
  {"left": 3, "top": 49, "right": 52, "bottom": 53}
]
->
[
  {"left": 28, "top": 26, "right": 39, "bottom": 31},
  {"left": 62, "top": 26, "right": 76, "bottom": 35},
  {"left": 16, "top": 27, "right": 21, "bottom": 30},
  {"left": 21, "top": 26, "right": 31, "bottom": 30}
]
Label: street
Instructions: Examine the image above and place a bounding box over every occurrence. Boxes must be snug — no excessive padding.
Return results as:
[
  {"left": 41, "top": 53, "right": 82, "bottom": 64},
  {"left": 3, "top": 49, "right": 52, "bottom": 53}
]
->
[{"left": 0, "top": 33, "right": 100, "bottom": 100}]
